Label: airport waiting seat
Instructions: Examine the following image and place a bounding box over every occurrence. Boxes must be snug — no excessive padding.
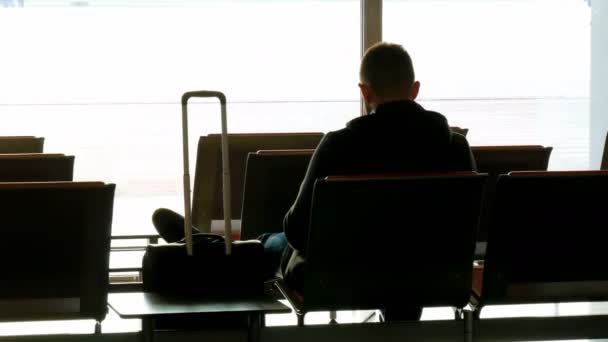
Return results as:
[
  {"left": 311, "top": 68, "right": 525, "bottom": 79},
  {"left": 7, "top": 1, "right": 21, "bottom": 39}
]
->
[
  {"left": 276, "top": 173, "right": 486, "bottom": 326},
  {"left": 0, "top": 154, "right": 74, "bottom": 182},
  {"left": 477, "top": 171, "right": 608, "bottom": 315},
  {"left": 472, "top": 145, "right": 553, "bottom": 174},
  {"left": 450, "top": 127, "right": 469, "bottom": 137},
  {"left": 0, "top": 182, "right": 115, "bottom": 333},
  {"left": 472, "top": 145, "right": 552, "bottom": 245},
  {"left": 0, "top": 136, "right": 44, "bottom": 154},
  {"left": 240, "top": 149, "right": 314, "bottom": 240},
  {"left": 191, "top": 133, "right": 323, "bottom": 233},
  {"left": 602, "top": 131, "right": 608, "bottom": 170}
]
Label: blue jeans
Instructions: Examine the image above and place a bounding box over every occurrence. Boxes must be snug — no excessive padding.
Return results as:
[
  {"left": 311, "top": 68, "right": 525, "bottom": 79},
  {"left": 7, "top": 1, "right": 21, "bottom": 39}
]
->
[{"left": 257, "top": 232, "right": 288, "bottom": 280}]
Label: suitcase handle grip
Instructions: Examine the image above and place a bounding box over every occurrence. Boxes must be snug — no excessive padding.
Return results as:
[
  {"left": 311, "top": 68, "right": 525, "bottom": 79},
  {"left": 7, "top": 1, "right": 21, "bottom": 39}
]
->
[
  {"left": 181, "top": 91, "right": 227, "bottom": 106},
  {"left": 181, "top": 90, "right": 232, "bottom": 256}
]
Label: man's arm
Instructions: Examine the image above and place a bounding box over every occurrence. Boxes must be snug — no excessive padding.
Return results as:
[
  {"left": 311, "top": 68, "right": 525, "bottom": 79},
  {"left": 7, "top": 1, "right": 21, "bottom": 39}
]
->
[
  {"left": 283, "top": 133, "right": 334, "bottom": 253},
  {"left": 451, "top": 133, "right": 477, "bottom": 172}
]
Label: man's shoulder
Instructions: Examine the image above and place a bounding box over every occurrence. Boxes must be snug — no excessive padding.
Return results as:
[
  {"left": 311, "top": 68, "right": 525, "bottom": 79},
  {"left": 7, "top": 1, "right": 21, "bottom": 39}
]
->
[
  {"left": 320, "top": 127, "right": 354, "bottom": 145},
  {"left": 424, "top": 109, "right": 448, "bottom": 123},
  {"left": 450, "top": 132, "right": 470, "bottom": 148},
  {"left": 309, "top": 128, "right": 358, "bottom": 163}
]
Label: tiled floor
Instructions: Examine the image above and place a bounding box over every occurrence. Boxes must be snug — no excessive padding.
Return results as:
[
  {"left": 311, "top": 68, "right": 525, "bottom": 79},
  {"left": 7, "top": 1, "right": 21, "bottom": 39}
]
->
[{"left": 2, "top": 300, "right": 608, "bottom": 340}]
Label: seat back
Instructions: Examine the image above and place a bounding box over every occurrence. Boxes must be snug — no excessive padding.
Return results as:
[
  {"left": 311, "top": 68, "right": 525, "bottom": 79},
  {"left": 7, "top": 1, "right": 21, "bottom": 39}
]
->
[
  {"left": 0, "top": 154, "right": 74, "bottom": 182},
  {"left": 191, "top": 133, "right": 323, "bottom": 232},
  {"left": 472, "top": 145, "right": 552, "bottom": 242},
  {"left": 481, "top": 171, "right": 608, "bottom": 306},
  {"left": 302, "top": 173, "right": 486, "bottom": 312},
  {"left": 240, "top": 150, "right": 314, "bottom": 240},
  {"left": 0, "top": 136, "right": 44, "bottom": 154},
  {"left": 0, "top": 182, "right": 115, "bottom": 322},
  {"left": 450, "top": 126, "right": 469, "bottom": 137},
  {"left": 601, "top": 131, "right": 608, "bottom": 170}
]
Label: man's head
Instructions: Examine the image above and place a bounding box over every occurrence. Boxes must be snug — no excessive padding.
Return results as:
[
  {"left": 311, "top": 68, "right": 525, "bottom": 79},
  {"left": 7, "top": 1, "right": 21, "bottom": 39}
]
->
[{"left": 359, "top": 42, "right": 420, "bottom": 112}]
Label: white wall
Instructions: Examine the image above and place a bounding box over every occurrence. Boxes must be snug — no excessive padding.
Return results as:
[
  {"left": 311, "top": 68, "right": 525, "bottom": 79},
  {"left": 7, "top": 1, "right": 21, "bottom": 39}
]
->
[{"left": 591, "top": 0, "right": 608, "bottom": 168}]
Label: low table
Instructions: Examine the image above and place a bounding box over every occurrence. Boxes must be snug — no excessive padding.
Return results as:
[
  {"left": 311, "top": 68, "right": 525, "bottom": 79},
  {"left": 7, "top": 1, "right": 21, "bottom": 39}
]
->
[{"left": 108, "top": 292, "right": 291, "bottom": 342}]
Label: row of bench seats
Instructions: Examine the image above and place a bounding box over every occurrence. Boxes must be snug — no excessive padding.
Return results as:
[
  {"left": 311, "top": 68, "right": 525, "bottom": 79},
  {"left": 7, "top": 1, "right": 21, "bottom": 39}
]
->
[
  {"left": 0, "top": 136, "right": 74, "bottom": 181},
  {"left": 0, "top": 136, "right": 114, "bottom": 333},
  {"left": 0, "top": 181, "right": 115, "bottom": 332},
  {"left": 0, "top": 136, "right": 44, "bottom": 154},
  {"left": 189, "top": 133, "right": 553, "bottom": 235},
  {"left": 0, "top": 131, "right": 605, "bottom": 339},
  {"left": 271, "top": 170, "right": 608, "bottom": 329},
  {"left": 190, "top": 127, "right": 467, "bottom": 233},
  {"left": 239, "top": 145, "right": 553, "bottom": 242},
  {"left": 0, "top": 153, "right": 74, "bottom": 181},
  {"left": 1, "top": 170, "right": 606, "bottom": 339}
]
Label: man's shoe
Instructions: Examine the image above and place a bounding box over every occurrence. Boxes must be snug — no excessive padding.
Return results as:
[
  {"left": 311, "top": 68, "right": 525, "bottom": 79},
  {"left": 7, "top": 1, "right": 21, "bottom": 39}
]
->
[{"left": 152, "top": 208, "right": 200, "bottom": 243}]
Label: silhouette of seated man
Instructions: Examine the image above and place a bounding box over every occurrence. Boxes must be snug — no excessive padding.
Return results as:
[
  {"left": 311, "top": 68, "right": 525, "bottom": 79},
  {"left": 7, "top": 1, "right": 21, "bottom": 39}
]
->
[
  {"left": 278, "top": 42, "right": 476, "bottom": 320},
  {"left": 152, "top": 42, "right": 475, "bottom": 320}
]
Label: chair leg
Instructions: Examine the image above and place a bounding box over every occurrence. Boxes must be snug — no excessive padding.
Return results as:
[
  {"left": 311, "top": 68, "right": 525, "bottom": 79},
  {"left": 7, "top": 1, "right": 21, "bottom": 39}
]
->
[
  {"left": 329, "top": 310, "right": 338, "bottom": 324},
  {"left": 297, "top": 313, "right": 305, "bottom": 327},
  {"left": 453, "top": 308, "right": 463, "bottom": 320},
  {"left": 94, "top": 321, "right": 102, "bottom": 335},
  {"left": 248, "top": 314, "right": 262, "bottom": 342},
  {"left": 142, "top": 318, "right": 154, "bottom": 342},
  {"left": 473, "top": 307, "right": 482, "bottom": 320},
  {"left": 463, "top": 310, "right": 474, "bottom": 342}
]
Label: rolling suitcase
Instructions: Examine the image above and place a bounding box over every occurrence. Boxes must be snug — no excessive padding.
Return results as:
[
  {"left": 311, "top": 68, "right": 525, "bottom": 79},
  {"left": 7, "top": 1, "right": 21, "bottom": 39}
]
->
[{"left": 142, "top": 91, "right": 264, "bottom": 297}]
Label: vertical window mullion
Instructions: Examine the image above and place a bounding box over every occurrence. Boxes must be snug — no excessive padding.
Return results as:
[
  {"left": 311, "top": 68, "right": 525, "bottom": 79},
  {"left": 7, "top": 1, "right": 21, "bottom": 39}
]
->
[{"left": 360, "top": 0, "right": 383, "bottom": 115}]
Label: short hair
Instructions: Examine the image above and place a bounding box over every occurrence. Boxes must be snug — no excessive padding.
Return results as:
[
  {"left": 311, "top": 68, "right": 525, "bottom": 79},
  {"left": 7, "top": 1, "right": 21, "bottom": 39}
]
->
[{"left": 359, "top": 42, "right": 415, "bottom": 96}]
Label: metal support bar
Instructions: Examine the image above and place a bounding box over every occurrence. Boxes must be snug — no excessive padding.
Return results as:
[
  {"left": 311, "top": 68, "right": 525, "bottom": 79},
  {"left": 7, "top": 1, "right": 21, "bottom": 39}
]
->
[
  {"left": 463, "top": 310, "right": 474, "bottom": 342},
  {"left": 141, "top": 318, "right": 154, "bottom": 342},
  {"left": 329, "top": 310, "right": 338, "bottom": 324},
  {"left": 362, "top": 311, "right": 377, "bottom": 323},
  {"left": 248, "top": 314, "right": 262, "bottom": 342}
]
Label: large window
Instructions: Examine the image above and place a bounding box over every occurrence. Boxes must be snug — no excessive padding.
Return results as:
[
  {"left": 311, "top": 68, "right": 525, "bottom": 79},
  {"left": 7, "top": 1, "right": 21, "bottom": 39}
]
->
[
  {"left": 0, "top": 0, "right": 595, "bottom": 236},
  {"left": 0, "top": 0, "right": 607, "bottom": 337},
  {"left": 0, "top": 0, "right": 360, "bottom": 234},
  {"left": 384, "top": 0, "right": 591, "bottom": 170}
]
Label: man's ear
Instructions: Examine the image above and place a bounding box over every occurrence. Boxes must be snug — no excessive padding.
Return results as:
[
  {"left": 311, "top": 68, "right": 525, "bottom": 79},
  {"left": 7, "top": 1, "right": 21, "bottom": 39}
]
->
[
  {"left": 359, "top": 83, "right": 374, "bottom": 105},
  {"left": 410, "top": 81, "right": 421, "bottom": 100}
]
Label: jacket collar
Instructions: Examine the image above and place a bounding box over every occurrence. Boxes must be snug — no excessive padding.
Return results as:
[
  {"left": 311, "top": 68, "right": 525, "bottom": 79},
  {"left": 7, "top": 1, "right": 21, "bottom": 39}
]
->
[{"left": 370, "top": 100, "right": 424, "bottom": 116}]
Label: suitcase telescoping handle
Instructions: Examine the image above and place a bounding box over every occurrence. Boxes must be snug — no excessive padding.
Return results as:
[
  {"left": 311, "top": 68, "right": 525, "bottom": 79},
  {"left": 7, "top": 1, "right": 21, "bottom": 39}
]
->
[{"left": 181, "top": 91, "right": 232, "bottom": 256}]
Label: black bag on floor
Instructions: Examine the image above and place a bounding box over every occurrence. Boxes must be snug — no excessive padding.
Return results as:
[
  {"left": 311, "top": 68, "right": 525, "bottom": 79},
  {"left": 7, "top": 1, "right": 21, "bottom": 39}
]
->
[
  {"left": 141, "top": 91, "right": 264, "bottom": 297},
  {"left": 142, "top": 235, "right": 264, "bottom": 296}
]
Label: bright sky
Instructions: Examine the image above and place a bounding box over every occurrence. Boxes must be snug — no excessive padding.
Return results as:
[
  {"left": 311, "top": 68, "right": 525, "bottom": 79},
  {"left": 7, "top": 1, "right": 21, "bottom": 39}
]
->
[{"left": 0, "top": 0, "right": 590, "bottom": 104}]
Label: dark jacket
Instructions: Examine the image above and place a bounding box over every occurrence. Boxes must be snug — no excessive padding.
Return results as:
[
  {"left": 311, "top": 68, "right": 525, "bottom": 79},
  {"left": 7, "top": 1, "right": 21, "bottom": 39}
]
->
[{"left": 281, "top": 100, "right": 476, "bottom": 290}]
